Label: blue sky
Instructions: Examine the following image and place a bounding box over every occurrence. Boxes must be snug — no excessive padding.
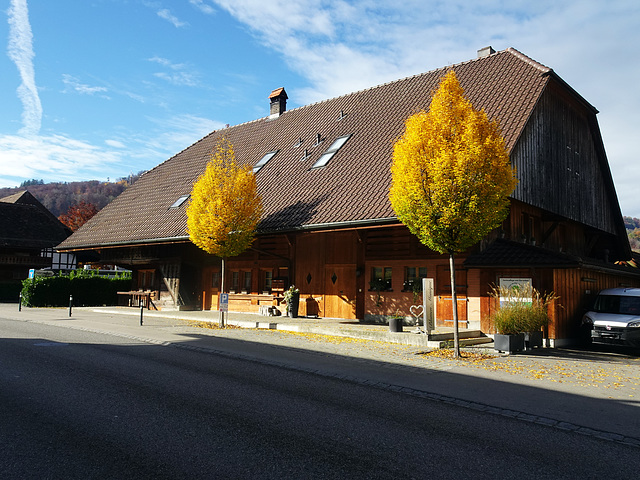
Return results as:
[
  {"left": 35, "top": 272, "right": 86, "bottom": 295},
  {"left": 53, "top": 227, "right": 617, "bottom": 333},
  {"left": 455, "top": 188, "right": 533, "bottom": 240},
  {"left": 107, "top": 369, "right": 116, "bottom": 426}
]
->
[{"left": 2, "top": 0, "right": 640, "bottom": 217}]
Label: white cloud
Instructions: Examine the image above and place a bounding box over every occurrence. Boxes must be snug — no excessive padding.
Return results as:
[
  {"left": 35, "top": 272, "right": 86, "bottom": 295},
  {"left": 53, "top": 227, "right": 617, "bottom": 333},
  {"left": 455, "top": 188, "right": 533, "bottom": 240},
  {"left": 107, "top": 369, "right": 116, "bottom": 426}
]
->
[
  {"left": 62, "top": 74, "right": 109, "bottom": 97},
  {"left": 105, "top": 139, "right": 126, "bottom": 149},
  {"left": 153, "top": 71, "right": 199, "bottom": 87},
  {"left": 157, "top": 8, "right": 188, "bottom": 28},
  {"left": 143, "top": 114, "right": 225, "bottom": 154},
  {"left": 0, "top": 133, "right": 125, "bottom": 187},
  {"left": 210, "top": 0, "right": 640, "bottom": 217},
  {"left": 190, "top": 0, "right": 216, "bottom": 15},
  {"left": 7, "top": 0, "right": 42, "bottom": 136},
  {"left": 148, "top": 56, "right": 184, "bottom": 69},
  {"left": 148, "top": 56, "right": 200, "bottom": 87}
]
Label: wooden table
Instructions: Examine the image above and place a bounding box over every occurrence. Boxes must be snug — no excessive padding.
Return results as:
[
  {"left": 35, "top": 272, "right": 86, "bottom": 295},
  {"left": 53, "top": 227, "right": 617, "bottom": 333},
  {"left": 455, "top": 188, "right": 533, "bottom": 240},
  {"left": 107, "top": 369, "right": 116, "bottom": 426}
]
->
[{"left": 117, "top": 291, "right": 155, "bottom": 309}]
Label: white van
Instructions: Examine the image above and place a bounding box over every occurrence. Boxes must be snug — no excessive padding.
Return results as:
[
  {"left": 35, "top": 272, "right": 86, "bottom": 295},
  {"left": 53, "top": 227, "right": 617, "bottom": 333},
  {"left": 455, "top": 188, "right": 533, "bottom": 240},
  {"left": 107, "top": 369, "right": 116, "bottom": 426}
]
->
[{"left": 582, "top": 288, "right": 640, "bottom": 348}]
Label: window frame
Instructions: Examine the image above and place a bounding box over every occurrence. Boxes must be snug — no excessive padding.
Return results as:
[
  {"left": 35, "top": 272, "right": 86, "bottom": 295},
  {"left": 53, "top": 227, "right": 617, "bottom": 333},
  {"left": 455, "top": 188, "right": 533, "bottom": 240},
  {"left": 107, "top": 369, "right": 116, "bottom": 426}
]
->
[
  {"left": 253, "top": 150, "right": 279, "bottom": 173},
  {"left": 310, "top": 134, "right": 351, "bottom": 169}
]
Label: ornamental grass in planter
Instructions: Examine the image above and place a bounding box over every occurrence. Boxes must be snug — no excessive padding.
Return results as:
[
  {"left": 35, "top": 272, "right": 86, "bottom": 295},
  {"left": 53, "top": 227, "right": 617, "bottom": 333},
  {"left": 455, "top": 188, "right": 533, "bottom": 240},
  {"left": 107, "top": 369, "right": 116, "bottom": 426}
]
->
[{"left": 490, "top": 285, "right": 557, "bottom": 353}]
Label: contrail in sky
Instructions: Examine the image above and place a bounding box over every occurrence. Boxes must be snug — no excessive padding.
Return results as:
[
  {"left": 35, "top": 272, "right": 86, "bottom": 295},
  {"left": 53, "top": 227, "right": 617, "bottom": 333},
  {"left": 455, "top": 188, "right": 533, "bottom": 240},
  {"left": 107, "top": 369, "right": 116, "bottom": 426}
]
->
[{"left": 7, "top": 0, "right": 42, "bottom": 136}]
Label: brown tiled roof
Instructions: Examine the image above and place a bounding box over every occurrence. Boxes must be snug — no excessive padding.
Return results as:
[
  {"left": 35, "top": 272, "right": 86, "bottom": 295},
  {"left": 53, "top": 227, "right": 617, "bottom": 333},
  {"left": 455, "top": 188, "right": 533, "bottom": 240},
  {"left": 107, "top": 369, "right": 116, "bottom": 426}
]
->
[
  {"left": 269, "top": 87, "right": 287, "bottom": 99},
  {"left": 0, "top": 201, "right": 71, "bottom": 249},
  {"left": 59, "top": 47, "right": 552, "bottom": 251},
  {"left": 464, "top": 239, "right": 579, "bottom": 268}
]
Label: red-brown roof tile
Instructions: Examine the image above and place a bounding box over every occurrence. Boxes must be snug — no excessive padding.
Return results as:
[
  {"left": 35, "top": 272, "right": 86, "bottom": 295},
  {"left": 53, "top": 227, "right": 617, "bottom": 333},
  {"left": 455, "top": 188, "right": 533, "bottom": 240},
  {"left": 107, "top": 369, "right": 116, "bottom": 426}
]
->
[{"left": 58, "top": 48, "right": 552, "bottom": 250}]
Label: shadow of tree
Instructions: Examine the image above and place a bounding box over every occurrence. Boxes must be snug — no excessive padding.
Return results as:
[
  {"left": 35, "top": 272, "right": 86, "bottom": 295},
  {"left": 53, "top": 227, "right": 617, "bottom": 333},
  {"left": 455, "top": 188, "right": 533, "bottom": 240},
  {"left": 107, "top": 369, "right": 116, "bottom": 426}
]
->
[{"left": 259, "top": 194, "right": 330, "bottom": 231}]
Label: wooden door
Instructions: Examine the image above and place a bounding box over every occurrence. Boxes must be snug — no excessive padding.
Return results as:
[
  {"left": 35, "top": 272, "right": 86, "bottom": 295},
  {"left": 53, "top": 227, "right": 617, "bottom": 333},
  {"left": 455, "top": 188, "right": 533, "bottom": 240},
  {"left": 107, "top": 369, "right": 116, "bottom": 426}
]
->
[
  {"left": 202, "top": 267, "right": 221, "bottom": 311},
  {"left": 436, "top": 265, "right": 468, "bottom": 328},
  {"left": 324, "top": 265, "right": 357, "bottom": 319}
]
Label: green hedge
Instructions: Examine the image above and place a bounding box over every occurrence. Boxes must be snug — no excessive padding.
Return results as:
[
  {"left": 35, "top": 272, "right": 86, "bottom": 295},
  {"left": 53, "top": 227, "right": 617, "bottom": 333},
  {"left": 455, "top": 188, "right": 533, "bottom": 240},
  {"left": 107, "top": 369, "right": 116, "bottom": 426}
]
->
[
  {"left": 20, "top": 270, "right": 132, "bottom": 307},
  {"left": 0, "top": 282, "right": 23, "bottom": 303}
]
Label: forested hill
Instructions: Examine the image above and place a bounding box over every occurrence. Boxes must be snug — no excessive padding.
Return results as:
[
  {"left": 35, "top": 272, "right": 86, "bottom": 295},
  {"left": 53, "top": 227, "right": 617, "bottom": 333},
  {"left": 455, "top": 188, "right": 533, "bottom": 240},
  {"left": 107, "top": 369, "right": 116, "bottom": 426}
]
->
[
  {"left": 0, "top": 175, "right": 140, "bottom": 217},
  {"left": 625, "top": 216, "right": 640, "bottom": 252}
]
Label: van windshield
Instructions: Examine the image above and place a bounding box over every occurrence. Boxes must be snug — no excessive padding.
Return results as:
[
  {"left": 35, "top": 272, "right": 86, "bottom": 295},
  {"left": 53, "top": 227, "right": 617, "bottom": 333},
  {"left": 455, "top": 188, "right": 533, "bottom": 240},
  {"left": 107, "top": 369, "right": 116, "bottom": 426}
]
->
[{"left": 593, "top": 295, "right": 640, "bottom": 315}]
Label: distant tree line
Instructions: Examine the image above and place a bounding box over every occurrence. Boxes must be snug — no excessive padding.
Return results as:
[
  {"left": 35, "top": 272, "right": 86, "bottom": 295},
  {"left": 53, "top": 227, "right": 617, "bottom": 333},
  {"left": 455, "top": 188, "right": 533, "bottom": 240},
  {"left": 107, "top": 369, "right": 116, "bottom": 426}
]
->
[
  {"left": 624, "top": 216, "right": 640, "bottom": 253},
  {"left": 0, "top": 172, "right": 143, "bottom": 217}
]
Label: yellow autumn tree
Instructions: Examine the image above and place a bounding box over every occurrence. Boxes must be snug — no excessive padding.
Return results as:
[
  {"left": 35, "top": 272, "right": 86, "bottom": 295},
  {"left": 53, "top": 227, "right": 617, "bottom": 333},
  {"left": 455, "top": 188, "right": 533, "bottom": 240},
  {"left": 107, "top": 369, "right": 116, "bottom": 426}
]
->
[
  {"left": 390, "top": 70, "right": 518, "bottom": 356},
  {"left": 187, "top": 137, "right": 263, "bottom": 326}
]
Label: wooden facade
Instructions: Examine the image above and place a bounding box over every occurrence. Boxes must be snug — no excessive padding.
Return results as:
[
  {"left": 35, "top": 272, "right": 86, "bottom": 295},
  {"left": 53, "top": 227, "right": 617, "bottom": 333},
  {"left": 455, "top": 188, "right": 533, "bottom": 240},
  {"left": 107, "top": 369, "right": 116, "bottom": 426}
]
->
[{"left": 57, "top": 48, "right": 640, "bottom": 346}]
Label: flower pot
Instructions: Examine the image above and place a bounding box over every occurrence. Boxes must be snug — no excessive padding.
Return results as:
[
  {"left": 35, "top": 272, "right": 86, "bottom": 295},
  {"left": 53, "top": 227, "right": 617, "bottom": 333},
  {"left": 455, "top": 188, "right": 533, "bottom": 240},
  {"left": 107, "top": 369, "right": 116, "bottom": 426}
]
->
[
  {"left": 524, "top": 331, "right": 543, "bottom": 349},
  {"left": 389, "top": 317, "right": 403, "bottom": 333},
  {"left": 287, "top": 292, "right": 300, "bottom": 318},
  {"left": 494, "top": 333, "right": 525, "bottom": 354}
]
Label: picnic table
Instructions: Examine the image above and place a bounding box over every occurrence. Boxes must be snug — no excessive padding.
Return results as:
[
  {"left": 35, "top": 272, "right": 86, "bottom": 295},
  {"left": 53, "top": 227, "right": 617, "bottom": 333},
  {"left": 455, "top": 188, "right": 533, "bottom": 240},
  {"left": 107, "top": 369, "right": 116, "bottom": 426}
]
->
[{"left": 117, "top": 290, "right": 156, "bottom": 309}]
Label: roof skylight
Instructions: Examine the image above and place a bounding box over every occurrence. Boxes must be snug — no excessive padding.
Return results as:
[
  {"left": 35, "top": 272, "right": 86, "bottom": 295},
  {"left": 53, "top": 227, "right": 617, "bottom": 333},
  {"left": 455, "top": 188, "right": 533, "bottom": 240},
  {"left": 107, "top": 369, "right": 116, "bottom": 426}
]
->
[
  {"left": 310, "top": 134, "right": 351, "bottom": 169},
  {"left": 170, "top": 194, "right": 190, "bottom": 209},
  {"left": 253, "top": 150, "right": 278, "bottom": 173}
]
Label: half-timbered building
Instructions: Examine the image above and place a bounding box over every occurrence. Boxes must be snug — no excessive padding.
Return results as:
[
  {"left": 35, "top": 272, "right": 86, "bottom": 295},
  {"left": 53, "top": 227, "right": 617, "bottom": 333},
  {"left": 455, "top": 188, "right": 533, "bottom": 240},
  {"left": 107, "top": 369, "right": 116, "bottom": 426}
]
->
[{"left": 57, "top": 47, "right": 639, "bottom": 345}]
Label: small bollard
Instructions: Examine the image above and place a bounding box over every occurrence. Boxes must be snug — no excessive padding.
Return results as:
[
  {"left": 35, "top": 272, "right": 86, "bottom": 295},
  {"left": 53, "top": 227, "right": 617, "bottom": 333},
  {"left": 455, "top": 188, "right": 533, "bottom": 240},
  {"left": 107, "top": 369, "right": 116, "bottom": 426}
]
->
[
  {"left": 18, "top": 292, "right": 22, "bottom": 311},
  {"left": 69, "top": 295, "right": 73, "bottom": 317},
  {"left": 140, "top": 303, "right": 144, "bottom": 326}
]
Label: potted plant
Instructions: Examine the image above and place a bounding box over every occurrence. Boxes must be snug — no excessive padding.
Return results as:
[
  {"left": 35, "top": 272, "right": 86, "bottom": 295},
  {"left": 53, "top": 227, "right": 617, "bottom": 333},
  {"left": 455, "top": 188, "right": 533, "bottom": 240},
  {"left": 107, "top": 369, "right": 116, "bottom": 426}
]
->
[
  {"left": 521, "top": 289, "right": 556, "bottom": 349},
  {"left": 283, "top": 285, "right": 300, "bottom": 318},
  {"left": 490, "top": 286, "right": 526, "bottom": 354},
  {"left": 388, "top": 310, "right": 404, "bottom": 333},
  {"left": 492, "top": 309, "right": 525, "bottom": 353},
  {"left": 490, "top": 285, "right": 558, "bottom": 353}
]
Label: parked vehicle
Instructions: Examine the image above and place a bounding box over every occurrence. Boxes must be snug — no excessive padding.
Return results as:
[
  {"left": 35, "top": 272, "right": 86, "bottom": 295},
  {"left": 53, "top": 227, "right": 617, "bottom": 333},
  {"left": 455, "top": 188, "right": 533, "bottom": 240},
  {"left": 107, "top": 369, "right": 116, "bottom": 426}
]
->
[{"left": 582, "top": 288, "right": 640, "bottom": 348}]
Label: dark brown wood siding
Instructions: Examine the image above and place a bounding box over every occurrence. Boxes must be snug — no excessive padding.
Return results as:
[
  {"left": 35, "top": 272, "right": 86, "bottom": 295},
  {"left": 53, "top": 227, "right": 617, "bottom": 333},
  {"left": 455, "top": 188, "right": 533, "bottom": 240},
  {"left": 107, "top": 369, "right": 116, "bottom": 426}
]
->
[{"left": 510, "top": 80, "right": 617, "bottom": 235}]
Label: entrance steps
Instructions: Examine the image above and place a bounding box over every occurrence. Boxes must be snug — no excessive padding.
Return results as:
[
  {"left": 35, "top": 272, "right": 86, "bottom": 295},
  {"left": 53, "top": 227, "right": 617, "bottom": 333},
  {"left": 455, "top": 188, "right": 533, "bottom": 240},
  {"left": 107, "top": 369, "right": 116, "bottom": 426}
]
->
[{"left": 426, "top": 329, "right": 493, "bottom": 349}]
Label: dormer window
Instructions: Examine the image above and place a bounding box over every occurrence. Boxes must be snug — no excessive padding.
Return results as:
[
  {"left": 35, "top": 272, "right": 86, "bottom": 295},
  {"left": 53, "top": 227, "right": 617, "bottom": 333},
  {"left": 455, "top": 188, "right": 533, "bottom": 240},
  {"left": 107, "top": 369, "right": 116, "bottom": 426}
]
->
[
  {"left": 311, "top": 134, "right": 351, "bottom": 169},
  {"left": 253, "top": 150, "right": 278, "bottom": 173},
  {"left": 169, "top": 194, "right": 190, "bottom": 209}
]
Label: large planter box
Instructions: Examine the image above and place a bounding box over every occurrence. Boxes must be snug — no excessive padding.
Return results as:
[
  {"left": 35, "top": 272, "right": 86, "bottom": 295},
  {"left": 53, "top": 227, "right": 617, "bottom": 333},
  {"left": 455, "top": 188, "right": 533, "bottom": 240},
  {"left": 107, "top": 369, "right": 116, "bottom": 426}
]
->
[
  {"left": 524, "top": 331, "right": 543, "bottom": 350},
  {"left": 494, "top": 333, "right": 525, "bottom": 354}
]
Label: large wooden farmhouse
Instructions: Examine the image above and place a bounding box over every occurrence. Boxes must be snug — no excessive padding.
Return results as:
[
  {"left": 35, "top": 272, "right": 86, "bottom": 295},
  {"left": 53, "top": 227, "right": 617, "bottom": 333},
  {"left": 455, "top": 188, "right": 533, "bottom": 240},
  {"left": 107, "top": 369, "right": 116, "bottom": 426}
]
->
[
  {"left": 57, "top": 47, "right": 639, "bottom": 346},
  {"left": 1, "top": 191, "right": 74, "bottom": 301}
]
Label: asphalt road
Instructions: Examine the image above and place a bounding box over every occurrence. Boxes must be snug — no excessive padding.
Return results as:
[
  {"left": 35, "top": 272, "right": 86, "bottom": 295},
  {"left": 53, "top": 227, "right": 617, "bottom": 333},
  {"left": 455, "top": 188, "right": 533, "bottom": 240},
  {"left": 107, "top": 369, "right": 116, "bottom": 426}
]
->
[{"left": 1, "top": 316, "right": 638, "bottom": 479}]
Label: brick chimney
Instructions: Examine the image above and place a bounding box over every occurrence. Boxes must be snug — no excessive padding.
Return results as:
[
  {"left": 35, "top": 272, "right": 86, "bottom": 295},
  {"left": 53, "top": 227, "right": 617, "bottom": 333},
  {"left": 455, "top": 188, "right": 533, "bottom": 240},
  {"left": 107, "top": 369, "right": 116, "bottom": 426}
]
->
[{"left": 269, "top": 87, "right": 287, "bottom": 118}]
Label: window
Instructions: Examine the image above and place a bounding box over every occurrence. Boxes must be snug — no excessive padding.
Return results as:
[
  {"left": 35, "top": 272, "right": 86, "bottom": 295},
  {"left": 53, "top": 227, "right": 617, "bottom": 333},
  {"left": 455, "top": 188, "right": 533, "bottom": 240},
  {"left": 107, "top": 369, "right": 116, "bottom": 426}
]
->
[
  {"left": 311, "top": 134, "right": 351, "bottom": 169},
  {"left": 404, "top": 267, "right": 427, "bottom": 291},
  {"left": 262, "top": 270, "right": 273, "bottom": 293},
  {"left": 138, "top": 269, "right": 155, "bottom": 290},
  {"left": 211, "top": 271, "right": 221, "bottom": 289},
  {"left": 231, "top": 271, "right": 240, "bottom": 292},
  {"left": 169, "top": 194, "right": 190, "bottom": 208},
  {"left": 242, "top": 271, "right": 252, "bottom": 292},
  {"left": 253, "top": 150, "right": 278, "bottom": 173},
  {"left": 371, "top": 266, "right": 392, "bottom": 291}
]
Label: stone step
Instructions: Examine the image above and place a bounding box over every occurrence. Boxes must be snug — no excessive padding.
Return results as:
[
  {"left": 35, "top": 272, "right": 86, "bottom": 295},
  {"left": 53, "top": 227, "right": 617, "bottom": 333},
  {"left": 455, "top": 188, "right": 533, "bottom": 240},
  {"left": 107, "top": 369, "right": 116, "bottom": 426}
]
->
[
  {"left": 427, "top": 329, "right": 486, "bottom": 341},
  {"left": 426, "top": 336, "right": 493, "bottom": 349}
]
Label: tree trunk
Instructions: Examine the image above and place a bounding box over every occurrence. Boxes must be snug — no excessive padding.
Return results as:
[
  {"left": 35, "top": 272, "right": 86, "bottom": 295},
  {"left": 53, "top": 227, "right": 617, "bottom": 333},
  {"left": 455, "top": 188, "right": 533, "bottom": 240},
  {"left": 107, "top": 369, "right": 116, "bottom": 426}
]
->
[
  {"left": 219, "top": 257, "right": 226, "bottom": 328},
  {"left": 449, "top": 253, "right": 461, "bottom": 357}
]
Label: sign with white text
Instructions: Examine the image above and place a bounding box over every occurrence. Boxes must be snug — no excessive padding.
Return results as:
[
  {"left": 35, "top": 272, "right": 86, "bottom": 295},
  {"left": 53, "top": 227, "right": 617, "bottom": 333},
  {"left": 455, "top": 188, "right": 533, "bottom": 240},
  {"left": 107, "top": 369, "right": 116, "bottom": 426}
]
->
[{"left": 219, "top": 293, "right": 229, "bottom": 312}]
